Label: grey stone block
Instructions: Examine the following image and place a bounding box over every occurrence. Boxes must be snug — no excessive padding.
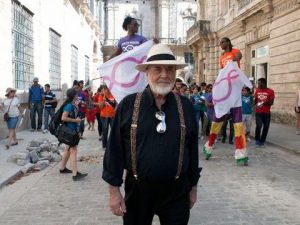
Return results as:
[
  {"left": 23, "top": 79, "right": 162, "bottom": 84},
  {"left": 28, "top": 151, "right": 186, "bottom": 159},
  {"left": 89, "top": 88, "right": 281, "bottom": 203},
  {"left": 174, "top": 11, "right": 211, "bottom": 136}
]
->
[
  {"left": 15, "top": 150, "right": 29, "bottom": 160},
  {"left": 51, "top": 153, "right": 62, "bottom": 162},
  {"left": 21, "top": 163, "right": 35, "bottom": 174},
  {"left": 26, "top": 146, "right": 41, "bottom": 152},
  {"left": 37, "top": 138, "right": 49, "bottom": 145},
  {"left": 17, "top": 159, "right": 28, "bottom": 166},
  {"left": 39, "top": 152, "right": 51, "bottom": 160},
  {"left": 35, "top": 160, "right": 50, "bottom": 171},
  {"left": 29, "top": 150, "right": 39, "bottom": 163},
  {"left": 50, "top": 145, "right": 59, "bottom": 153},
  {"left": 40, "top": 143, "right": 50, "bottom": 151},
  {"left": 29, "top": 140, "right": 40, "bottom": 147}
]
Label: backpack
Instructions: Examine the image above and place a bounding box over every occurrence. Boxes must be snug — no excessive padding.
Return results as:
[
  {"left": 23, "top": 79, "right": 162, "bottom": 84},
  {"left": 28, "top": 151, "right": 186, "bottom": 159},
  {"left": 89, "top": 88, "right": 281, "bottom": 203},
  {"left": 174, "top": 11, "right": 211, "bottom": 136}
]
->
[
  {"left": 49, "top": 104, "right": 64, "bottom": 136},
  {"left": 49, "top": 103, "right": 79, "bottom": 147}
]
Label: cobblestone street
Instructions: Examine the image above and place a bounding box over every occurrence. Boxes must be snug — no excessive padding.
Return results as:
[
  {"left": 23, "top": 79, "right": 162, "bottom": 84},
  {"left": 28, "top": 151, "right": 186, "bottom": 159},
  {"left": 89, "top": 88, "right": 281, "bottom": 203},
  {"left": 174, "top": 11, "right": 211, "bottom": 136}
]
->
[{"left": 0, "top": 130, "right": 299, "bottom": 225}]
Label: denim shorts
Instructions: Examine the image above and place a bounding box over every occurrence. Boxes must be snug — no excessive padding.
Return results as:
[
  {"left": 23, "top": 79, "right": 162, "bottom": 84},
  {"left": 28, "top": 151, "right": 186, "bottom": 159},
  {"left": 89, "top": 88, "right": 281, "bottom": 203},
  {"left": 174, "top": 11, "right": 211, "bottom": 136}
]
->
[{"left": 6, "top": 116, "right": 19, "bottom": 129}]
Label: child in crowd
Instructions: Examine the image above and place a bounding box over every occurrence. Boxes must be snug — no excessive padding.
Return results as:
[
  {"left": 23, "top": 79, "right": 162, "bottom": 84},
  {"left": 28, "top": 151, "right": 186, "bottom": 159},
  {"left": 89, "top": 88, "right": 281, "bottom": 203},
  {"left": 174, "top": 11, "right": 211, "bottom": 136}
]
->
[
  {"left": 242, "top": 87, "right": 253, "bottom": 141},
  {"left": 190, "top": 85, "right": 201, "bottom": 135}
]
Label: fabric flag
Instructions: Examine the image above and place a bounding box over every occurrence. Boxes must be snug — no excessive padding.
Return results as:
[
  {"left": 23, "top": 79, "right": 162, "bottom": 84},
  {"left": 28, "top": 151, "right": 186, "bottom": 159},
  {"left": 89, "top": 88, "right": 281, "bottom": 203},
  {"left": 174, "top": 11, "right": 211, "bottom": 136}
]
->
[
  {"left": 212, "top": 61, "right": 252, "bottom": 118},
  {"left": 98, "top": 40, "right": 154, "bottom": 103}
]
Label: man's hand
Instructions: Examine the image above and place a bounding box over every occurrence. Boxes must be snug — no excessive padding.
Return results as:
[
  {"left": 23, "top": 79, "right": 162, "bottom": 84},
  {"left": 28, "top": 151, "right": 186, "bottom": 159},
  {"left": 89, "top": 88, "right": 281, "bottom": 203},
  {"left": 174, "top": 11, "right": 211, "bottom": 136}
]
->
[
  {"left": 109, "top": 186, "right": 127, "bottom": 216},
  {"left": 189, "top": 186, "right": 197, "bottom": 209},
  {"left": 153, "top": 37, "right": 159, "bottom": 44}
]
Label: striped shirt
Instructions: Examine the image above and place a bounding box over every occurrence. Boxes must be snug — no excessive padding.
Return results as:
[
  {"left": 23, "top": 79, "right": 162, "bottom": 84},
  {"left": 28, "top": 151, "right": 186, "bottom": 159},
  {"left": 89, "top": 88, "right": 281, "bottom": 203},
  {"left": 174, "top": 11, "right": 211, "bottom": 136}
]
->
[{"left": 44, "top": 91, "right": 56, "bottom": 108}]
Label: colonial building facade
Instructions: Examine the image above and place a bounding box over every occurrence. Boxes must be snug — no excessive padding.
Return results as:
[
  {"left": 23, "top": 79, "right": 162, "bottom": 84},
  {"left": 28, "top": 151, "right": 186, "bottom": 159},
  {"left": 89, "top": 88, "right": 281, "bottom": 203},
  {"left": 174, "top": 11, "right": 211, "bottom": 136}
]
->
[
  {"left": 0, "top": 0, "right": 101, "bottom": 96},
  {"left": 187, "top": 0, "right": 300, "bottom": 124},
  {"left": 99, "top": 0, "right": 197, "bottom": 83},
  {"left": 0, "top": 0, "right": 101, "bottom": 137}
]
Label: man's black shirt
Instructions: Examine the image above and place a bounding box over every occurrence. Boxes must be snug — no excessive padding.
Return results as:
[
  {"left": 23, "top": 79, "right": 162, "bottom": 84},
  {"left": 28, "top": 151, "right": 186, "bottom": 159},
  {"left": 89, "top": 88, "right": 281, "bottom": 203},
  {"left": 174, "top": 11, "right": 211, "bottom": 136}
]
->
[{"left": 102, "top": 87, "right": 201, "bottom": 187}]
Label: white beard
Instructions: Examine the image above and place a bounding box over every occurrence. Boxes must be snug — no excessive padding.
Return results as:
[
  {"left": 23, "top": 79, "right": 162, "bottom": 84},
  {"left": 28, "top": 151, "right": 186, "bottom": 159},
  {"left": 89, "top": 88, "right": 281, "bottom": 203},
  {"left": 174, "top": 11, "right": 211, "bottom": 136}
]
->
[{"left": 148, "top": 80, "right": 175, "bottom": 95}]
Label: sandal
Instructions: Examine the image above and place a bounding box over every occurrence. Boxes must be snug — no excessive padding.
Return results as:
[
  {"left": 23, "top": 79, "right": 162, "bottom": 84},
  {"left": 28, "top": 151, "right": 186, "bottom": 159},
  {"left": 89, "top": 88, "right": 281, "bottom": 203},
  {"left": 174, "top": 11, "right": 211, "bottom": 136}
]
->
[{"left": 11, "top": 142, "right": 18, "bottom": 146}]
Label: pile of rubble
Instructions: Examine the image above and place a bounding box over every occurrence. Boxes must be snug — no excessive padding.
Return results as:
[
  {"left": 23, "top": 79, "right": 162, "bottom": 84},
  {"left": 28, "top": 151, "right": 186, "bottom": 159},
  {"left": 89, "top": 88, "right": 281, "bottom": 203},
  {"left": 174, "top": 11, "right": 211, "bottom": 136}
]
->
[{"left": 11, "top": 138, "right": 63, "bottom": 173}]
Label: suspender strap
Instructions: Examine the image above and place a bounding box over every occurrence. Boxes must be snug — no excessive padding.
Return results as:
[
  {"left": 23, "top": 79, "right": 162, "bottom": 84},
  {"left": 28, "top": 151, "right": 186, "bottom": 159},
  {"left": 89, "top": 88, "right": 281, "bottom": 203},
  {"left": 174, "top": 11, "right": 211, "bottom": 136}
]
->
[
  {"left": 174, "top": 94, "right": 186, "bottom": 180},
  {"left": 130, "top": 93, "right": 142, "bottom": 179},
  {"left": 130, "top": 92, "right": 186, "bottom": 180}
]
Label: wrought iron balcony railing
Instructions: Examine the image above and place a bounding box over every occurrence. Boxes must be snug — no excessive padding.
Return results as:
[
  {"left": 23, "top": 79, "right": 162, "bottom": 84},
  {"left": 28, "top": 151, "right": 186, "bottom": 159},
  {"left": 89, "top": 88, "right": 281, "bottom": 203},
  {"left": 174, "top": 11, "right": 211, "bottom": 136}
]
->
[{"left": 186, "top": 20, "right": 211, "bottom": 44}]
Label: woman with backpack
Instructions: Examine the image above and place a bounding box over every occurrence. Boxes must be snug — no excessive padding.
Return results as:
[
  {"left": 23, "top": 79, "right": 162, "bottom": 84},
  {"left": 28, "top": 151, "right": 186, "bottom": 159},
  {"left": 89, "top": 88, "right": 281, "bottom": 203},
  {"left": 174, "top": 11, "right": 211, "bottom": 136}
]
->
[{"left": 59, "top": 88, "right": 88, "bottom": 181}]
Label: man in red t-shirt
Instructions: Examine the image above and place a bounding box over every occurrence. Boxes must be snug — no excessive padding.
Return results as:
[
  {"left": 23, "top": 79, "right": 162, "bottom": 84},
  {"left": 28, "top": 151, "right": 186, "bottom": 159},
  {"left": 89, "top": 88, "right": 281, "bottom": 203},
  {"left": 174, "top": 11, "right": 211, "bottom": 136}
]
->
[{"left": 254, "top": 78, "right": 275, "bottom": 147}]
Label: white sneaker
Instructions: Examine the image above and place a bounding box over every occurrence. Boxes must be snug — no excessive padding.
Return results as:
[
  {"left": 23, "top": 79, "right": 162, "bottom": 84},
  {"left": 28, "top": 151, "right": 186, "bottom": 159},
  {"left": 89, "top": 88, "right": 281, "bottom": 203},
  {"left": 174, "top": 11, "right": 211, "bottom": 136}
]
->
[
  {"left": 43, "top": 129, "right": 48, "bottom": 134},
  {"left": 296, "top": 130, "right": 300, "bottom": 135},
  {"left": 247, "top": 137, "right": 251, "bottom": 142}
]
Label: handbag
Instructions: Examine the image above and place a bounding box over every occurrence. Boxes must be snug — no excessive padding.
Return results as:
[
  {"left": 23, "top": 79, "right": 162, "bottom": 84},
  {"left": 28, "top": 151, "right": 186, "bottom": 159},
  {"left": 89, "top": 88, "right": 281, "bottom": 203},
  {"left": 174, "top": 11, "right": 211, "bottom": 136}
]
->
[
  {"left": 4, "top": 98, "right": 13, "bottom": 122},
  {"left": 57, "top": 124, "right": 80, "bottom": 147},
  {"left": 3, "top": 112, "right": 9, "bottom": 122}
]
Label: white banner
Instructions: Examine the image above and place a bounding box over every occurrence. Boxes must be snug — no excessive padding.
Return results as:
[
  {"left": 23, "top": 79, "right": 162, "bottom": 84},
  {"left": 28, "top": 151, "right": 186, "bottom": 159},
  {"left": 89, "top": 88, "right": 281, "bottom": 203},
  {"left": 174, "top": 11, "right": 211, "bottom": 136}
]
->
[
  {"left": 98, "top": 40, "right": 154, "bottom": 103},
  {"left": 212, "top": 61, "right": 252, "bottom": 118}
]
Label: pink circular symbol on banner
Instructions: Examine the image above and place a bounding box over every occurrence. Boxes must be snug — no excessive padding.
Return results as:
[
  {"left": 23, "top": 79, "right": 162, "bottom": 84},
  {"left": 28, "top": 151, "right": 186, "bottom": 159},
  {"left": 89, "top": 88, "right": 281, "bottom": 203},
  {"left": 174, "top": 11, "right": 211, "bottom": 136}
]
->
[
  {"left": 213, "top": 69, "right": 239, "bottom": 103},
  {"left": 102, "top": 56, "right": 147, "bottom": 90}
]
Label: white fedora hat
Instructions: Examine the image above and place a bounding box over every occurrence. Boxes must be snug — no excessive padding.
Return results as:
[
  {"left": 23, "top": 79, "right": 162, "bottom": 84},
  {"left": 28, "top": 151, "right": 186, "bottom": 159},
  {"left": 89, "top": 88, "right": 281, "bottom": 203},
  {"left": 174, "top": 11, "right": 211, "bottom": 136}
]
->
[{"left": 135, "top": 44, "right": 187, "bottom": 72}]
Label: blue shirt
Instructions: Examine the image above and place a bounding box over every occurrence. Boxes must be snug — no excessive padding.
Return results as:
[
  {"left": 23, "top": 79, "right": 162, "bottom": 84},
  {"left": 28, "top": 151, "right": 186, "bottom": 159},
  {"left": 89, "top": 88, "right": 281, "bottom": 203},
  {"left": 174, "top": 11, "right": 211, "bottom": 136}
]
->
[
  {"left": 190, "top": 94, "right": 201, "bottom": 112},
  {"left": 29, "top": 85, "right": 44, "bottom": 103},
  {"left": 242, "top": 95, "right": 253, "bottom": 114},
  {"left": 44, "top": 91, "right": 56, "bottom": 108},
  {"left": 63, "top": 103, "right": 77, "bottom": 130}
]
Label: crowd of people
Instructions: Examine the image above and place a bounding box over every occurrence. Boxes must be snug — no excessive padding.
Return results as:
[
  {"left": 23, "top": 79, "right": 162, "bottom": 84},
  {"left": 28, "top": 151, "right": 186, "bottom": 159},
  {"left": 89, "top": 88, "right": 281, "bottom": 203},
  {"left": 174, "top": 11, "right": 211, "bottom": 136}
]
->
[
  {"left": 0, "top": 14, "right": 298, "bottom": 224},
  {"left": 172, "top": 72, "right": 276, "bottom": 149}
]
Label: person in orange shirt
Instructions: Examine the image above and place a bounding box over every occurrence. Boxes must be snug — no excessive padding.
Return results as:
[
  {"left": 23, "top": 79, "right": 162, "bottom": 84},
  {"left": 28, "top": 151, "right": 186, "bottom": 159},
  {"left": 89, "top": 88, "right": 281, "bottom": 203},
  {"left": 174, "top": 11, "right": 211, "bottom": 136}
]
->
[
  {"left": 219, "top": 37, "right": 242, "bottom": 69},
  {"left": 93, "top": 87, "right": 103, "bottom": 141},
  {"left": 99, "top": 86, "right": 116, "bottom": 149}
]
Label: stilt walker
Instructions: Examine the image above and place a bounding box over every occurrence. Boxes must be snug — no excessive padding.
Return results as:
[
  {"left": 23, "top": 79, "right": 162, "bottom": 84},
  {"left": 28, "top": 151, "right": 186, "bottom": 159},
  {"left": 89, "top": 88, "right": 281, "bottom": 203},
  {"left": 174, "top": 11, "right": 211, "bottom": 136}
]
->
[{"left": 202, "top": 37, "right": 252, "bottom": 166}]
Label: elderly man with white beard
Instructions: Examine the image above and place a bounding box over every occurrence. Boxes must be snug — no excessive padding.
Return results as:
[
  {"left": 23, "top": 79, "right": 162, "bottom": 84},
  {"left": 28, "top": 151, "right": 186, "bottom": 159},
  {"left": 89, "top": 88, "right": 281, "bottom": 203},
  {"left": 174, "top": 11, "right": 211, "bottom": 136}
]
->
[{"left": 102, "top": 44, "right": 201, "bottom": 225}]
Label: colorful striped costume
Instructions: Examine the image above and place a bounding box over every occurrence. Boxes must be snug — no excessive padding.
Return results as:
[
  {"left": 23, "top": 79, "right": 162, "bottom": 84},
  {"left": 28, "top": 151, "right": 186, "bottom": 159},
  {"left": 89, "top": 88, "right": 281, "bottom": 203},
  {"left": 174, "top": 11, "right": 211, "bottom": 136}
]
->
[{"left": 203, "top": 61, "right": 252, "bottom": 166}]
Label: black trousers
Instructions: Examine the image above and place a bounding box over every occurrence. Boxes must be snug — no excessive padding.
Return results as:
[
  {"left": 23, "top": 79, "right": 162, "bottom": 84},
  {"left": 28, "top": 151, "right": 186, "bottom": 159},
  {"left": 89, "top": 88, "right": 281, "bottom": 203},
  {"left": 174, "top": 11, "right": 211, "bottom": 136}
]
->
[
  {"left": 222, "top": 117, "right": 234, "bottom": 143},
  {"left": 95, "top": 113, "right": 102, "bottom": 136},
  {"left": 255, "top": 113, "right": 271, "bottom": 143},
  {"left": 123, "top": 174, "right": 191, "bottom": 225},
  {"left": 78, "top": 111, "right": 86, "bottom": 135}
]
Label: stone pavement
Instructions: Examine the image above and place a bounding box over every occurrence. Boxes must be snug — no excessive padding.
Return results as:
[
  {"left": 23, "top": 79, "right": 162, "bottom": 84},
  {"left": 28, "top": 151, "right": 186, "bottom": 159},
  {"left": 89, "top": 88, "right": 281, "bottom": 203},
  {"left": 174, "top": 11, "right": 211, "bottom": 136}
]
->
[
  {"left": 251, "top": 122, "right": 300, "bottom": 155},
  {"left": 0, "top": 126, "right": 299, "bottom": 225}
]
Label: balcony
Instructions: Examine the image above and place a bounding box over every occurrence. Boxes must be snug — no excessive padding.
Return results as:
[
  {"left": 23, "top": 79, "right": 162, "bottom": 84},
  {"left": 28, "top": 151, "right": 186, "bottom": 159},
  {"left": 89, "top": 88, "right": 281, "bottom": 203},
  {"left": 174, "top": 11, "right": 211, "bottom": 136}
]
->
[
  {"left": 186, "top": 20, "right": 211, "bottom": 46},
  {"left": 238, "top": 0, "right": 255, "bottom": 10}
]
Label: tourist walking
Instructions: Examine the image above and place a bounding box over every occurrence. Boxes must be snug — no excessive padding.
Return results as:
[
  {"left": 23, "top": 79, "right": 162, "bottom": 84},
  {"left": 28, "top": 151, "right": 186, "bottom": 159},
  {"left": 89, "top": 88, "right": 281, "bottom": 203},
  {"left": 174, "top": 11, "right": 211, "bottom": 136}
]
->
[
  {"left": 43, "top": 84, "right": 57, "bottom": 133},
  {"left": 59, "top": 88, "right": 88, "bottom": 181},
  {"left": 28, "top": 77, "right": 44, "bottom": 131},
  {"left": 94, "top": 87, "right": 103, "bottom": 140},
  {"left": 86, "top": 91, "right": 96, "bottom": 131},
  {"left": 0, "top": 88, "right": 23, "bottom": 149},
  {"left": 98, "top": 86, "right": 116, "bottom": 149}
]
